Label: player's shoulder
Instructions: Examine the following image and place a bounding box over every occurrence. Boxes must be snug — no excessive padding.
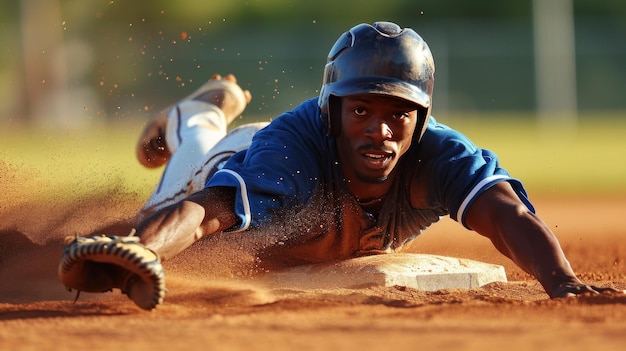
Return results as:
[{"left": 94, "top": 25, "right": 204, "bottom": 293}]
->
[
  {"left": 281, "top": 97, "right": 320, "bottom": 118},
  {"left": 419, "top": 117, "right": 479, "bottom": 162},
  {"left": 272, "top": 97, "right": 319, "bottom": 122},
  {"left": 252, "top": 97, "right": 328, "bottom": 151},
  {"left": 421, "top": 116, "right": 477, "bottom": 151},
  {"left": 265, "top": 97, "right": 325, "bottom": 135}
]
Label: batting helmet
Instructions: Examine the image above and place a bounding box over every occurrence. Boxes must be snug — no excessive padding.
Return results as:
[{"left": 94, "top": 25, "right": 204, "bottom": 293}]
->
[{"left": 318, "top": 22, "right": 435, "bottom": 140}]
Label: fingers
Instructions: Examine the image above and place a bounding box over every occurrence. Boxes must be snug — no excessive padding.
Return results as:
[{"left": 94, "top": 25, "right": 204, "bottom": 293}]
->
[
  {"left": 553, "top": 284, "right": 596, "bottom": 298},
  {"left": 552, "top": 283, "right": 626, "bottom": 298},
  {"left": 591, "top": 286, "right": 626, "bottom": 295}
]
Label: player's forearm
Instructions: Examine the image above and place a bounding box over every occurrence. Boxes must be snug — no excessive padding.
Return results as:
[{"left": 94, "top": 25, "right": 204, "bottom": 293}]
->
[
  {"left": 137, "top": 200, "right": 207, "bottom": 261},
  {"left": 465, "top": 183, "right": 582, "bottom": 297},
  {"left": 137, "top": 187, "right": 239, "bottom": 261},
  {"left": 188, "top": 186, "right": 240, "bottom": 235},
  {"left": 493, "top": 211, "right": 582, "bottom": 297}
]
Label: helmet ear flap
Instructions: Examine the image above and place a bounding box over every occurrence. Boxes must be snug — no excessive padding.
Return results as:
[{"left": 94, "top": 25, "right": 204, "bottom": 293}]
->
[
  {"left": 413, "top": 107, "right": 430, "bottom": 144},
  {"left": 326, "top": 95, "right": 342, "bottom": 137}
]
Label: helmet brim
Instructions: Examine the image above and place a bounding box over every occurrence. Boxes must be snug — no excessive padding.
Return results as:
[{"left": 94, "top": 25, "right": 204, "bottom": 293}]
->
[{"left": 328, "top": 76, "right": 431, "bottom": 110}]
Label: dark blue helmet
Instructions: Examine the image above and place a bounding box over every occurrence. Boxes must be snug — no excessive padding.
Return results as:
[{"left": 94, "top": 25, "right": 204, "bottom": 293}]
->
[{"left": 318, "top": 22, "right": 435, "bottom": 140}]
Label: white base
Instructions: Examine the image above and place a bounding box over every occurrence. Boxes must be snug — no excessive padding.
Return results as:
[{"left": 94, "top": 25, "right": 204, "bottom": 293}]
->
[{"left": 258, "top": 253, "right": 507, "bottom": 291}]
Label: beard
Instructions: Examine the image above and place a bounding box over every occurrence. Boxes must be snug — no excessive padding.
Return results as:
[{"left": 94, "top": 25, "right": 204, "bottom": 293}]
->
[{"left": 354, "top": 171, "right": 389, "bottom": 184}]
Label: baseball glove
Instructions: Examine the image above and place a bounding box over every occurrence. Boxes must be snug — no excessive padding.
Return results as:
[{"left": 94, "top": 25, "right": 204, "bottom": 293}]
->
[{"left": 58, "top": 233, "right": 166, "bottom": 310}]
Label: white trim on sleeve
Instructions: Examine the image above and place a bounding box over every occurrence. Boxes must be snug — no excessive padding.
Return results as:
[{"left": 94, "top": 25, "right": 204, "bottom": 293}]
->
[
  {"left": 214, "top": 169, "right": 252, "bottom": 232},
  {"left": 456, "top": 175, "right": 510, "bottom": 222}
]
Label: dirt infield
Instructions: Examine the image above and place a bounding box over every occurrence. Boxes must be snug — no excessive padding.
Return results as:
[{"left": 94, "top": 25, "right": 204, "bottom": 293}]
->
[{"left": 1, "top": 160, "right": 625, "bottom": 351}]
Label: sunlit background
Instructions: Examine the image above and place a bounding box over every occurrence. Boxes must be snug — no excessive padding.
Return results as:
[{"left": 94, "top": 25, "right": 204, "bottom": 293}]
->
[
  {"left": 1, "top": 0, "right": 624, "bottom": 126},
  {"left": 0, "top": 0, "right": 624, "bottom": 195}
]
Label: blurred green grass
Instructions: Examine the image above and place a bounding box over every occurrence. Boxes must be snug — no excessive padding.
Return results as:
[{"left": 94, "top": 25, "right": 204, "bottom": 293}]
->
[
  {"left": 1, "top": 114, "right": 624, "bottom": 203},
  {"left": 446, "top": 113, "right": 626, "bottom": 196},
  {"left": 0, "top": 120, "right": 160, "bottom": 201}
]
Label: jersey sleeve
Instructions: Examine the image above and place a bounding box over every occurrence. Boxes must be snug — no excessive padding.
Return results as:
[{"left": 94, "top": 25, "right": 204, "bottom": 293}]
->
[
  {"left": 205, "top": 98, "right": 331, "bottom": 231},
  {"left": 420, "top": 118, "right": 535, "bottom": 229}
]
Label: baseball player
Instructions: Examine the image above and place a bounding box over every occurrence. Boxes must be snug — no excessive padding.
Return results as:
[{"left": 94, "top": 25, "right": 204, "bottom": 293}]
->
[{"left": 132, "top": 21, "right": 618, "bottom": 299}]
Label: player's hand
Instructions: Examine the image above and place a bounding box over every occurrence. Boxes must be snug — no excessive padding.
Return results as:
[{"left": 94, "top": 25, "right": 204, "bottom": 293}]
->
[{"left": 550, "top": 281, "right": 625, "bottom": 298}]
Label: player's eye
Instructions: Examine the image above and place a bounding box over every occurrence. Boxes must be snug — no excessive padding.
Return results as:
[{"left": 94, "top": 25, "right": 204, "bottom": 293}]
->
[
  {"left": 353, "top": 107, "right": 367, "bottom": 116},
  {"left": 392, "top": 111, "right": 410, "bottom": 119}
]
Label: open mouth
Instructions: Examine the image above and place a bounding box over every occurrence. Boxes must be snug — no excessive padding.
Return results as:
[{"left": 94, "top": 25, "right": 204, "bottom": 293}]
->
[{"left": 362, "top": 152, "right": 394, "bottom": 169}]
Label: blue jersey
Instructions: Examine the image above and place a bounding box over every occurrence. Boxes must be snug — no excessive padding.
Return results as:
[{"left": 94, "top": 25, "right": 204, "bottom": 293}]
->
[{"left": 206, "top": 98, "right": 534, "bottom": 266}]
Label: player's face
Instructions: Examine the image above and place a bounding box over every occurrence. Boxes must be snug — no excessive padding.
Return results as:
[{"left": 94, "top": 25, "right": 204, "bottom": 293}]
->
[{"left": 336, "top": 94, "right": 418, "bottom": 186}]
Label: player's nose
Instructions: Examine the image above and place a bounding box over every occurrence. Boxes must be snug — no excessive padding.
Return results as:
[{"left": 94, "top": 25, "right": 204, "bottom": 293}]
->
[{"left": 364, "top": 118, "right": 392, "bottom": 142}]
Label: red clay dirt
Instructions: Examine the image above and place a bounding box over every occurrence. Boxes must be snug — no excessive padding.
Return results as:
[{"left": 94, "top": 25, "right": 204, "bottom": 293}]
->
[{"left": 1, "top": 161, "right": 625, "bottom": 351}]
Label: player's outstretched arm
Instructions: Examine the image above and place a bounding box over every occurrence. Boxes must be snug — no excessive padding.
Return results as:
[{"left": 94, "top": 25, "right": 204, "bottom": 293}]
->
[
  {"left": 465, "top": 182, "right": 623, "bottom": 298},
  {"left": 136, "top": 186, "right": 239, "bottom": 261}
]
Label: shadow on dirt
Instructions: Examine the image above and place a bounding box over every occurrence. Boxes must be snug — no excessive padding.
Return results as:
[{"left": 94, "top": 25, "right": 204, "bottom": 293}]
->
[{"left": 0, "top": 220, "right": 136, "bottom": 304}]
